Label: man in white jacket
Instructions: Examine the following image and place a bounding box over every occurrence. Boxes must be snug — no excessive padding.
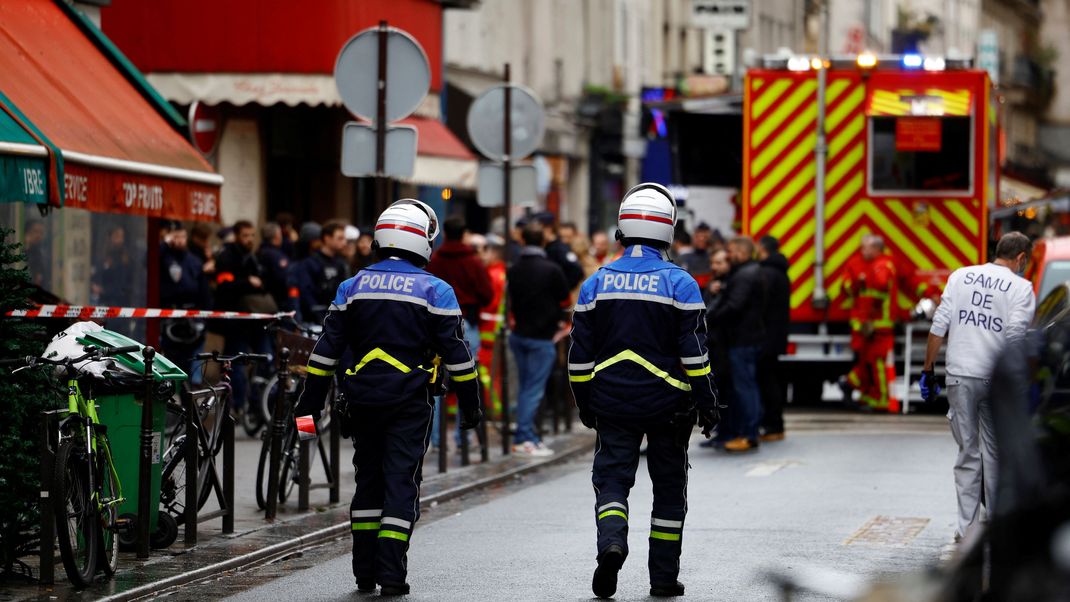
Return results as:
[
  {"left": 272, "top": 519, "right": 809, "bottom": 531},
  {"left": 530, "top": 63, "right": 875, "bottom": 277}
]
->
[{"left": 922, "top": 231, "right": 1036, "bottom": 541}]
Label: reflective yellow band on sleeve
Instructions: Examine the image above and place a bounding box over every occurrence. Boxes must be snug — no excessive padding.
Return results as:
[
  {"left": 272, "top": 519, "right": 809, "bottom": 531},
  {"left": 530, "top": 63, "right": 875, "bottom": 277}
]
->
[
  {"left": 450, "top": 371, "right": 478, "bottom": 382},
  {"left": 569, "top": 374, "right": 594, "bottom": 383},
  {"left": 378, "top": 530, "right": 410, "bottom": 542},
  {"left": 307, "top": 366, "right": 335, "bottom": 377},
  {"left": 684, "top": 365, "right": 711, "bottom": 377}
]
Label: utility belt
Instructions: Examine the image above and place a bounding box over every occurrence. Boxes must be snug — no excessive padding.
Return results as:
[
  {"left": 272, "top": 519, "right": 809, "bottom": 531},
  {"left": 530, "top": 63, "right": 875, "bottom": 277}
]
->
[{"left": 332, "top": 349, "right": 446, "bottom": 429}]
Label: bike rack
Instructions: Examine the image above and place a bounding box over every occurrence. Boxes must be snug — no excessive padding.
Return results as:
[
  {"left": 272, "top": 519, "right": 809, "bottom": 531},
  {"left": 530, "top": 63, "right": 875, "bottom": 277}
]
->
[
  {"left": 37, "top": 409, "right": 68, "bottom": 585},
  {"left": 265, "top": 348, "right": 290, "bottom": 521},
  {"left": 180, "top": 384, "right": 236, "bottom": 546}
]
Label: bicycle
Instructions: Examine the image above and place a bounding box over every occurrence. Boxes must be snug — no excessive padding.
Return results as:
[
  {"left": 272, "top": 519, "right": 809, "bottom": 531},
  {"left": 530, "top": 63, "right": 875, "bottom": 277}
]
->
[
  {"left": 158, "top": 351, "right": 268, "bottom": 523},
  {"left": 0, "top": 344, "right": 142, "bottom": 587}
]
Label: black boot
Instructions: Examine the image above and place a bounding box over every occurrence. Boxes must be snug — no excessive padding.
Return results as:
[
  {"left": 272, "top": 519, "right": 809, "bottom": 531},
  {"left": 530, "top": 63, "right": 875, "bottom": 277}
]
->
[
  {"left": 592, "top": 544, "right": 625, "bottom": 598},
  {"left": 650, "top": 581, "right": 685, "bottom": 597},
  {"left": 356, "top": 578, "right": 376, "bottom": 593},
  {"left": 379, "top": 583, "right": 410, "bottom": 596}
]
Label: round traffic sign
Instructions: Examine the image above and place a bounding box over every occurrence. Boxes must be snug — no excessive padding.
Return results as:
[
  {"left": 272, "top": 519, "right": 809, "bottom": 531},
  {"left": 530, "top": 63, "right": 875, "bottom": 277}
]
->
[
  {"left": 188, "top": 101, "right": 222, "bottom": 157},
  {"left": 466, "top": 85, "right": 545, "bottom": 161},
  {"left": 334, "top": 26, "right": 430, "bottom": 123}
]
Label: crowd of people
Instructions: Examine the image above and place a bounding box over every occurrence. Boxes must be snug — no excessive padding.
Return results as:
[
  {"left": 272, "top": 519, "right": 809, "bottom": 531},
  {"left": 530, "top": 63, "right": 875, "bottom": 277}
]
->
[{"left": 155, "top": 207, "right": 799, "bottom": 455}]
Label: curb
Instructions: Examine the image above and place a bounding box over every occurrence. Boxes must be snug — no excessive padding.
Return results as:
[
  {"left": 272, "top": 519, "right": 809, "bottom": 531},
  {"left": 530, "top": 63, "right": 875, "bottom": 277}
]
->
[{"left": 102, "top": 433, "right": 594, "bottom": 601}]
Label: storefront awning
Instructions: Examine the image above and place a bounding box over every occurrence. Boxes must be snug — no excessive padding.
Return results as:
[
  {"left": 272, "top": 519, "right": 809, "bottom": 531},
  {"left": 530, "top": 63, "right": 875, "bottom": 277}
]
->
[
  {"left": 400, "top": 117, "right": 477, "bottom": 190},
  {"left": 0, "top": 99, "right": 55, "bottom": 205},
  {"left": 0, "top": 0, "right": 222, "bottom": 221}
]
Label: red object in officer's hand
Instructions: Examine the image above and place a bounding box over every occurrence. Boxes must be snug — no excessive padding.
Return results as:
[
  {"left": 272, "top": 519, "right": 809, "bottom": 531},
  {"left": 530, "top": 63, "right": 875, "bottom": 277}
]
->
[{"left": 295, "top": 415, "right": 317, "bottom": 441}]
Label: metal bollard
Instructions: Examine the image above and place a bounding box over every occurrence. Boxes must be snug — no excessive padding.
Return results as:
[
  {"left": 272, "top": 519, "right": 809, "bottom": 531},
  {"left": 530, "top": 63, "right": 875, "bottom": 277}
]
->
[
  {"left": 183, "top": 389, "right": 198, "bottom": 545},
  {"left": 38, "top": 411, "right": 58, "bottom": 585},
  {"left": 222, "top": 412, "right": 235, "bottom": 534},
  {"left": 298, "top": 438, "right": 310, "bottom": 511},
  {"left": 459, "top": 410, "right": 470, "bottom": 467},
  {"left": 329, "top": 409, "right": 341, "bottom": 503},
  {"left": 266, "top": 348, "right": 290, "bottom": 521},
  {"left": 477, "top": 401, "right": 489, "bottom": 463},
  {"left": 499, "top": 333, "right": 511, "bottom": 456},
  {"left": 437, "top": 395, "right": 448, "bottom": 473},
  {"left": 137, "top": 346, "right": 156, "bottom": 560}
]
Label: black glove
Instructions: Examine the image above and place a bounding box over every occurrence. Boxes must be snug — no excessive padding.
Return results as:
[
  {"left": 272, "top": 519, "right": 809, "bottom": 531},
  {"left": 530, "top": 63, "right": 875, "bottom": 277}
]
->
[
  {"left": 459, "top": 405, "right": 483, "bottom": 430},
  {"left": 577, "top": 403, "right": 596, "bottom": 429},
  {"left": 698, "top": 406, "right": 720, "bottom": 439},
  {"left": 671, "top": 409, "right": 698, "bottom": 447}
]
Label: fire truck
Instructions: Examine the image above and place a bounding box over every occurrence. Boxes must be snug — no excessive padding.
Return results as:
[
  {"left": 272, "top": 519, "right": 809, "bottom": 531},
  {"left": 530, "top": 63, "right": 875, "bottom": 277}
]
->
[{"left": 741, "top": 53, "right": 997, "bottom": 405}]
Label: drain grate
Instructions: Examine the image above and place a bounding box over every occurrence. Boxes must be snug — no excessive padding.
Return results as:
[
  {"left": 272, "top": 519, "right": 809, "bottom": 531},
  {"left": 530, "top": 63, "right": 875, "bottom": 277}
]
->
[{"left": 844, "top": 516, "right": 930, "bottom": 547}]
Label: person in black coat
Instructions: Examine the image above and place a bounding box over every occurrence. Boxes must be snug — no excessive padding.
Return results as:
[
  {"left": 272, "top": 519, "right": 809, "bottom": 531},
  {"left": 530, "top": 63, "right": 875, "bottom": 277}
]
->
[
  {"left": 533, "top": 211, "right": 584, "bottom": 290},
  {"left": 702, "top": 248, "right": 736, "bottom": 448},
  {"left": 706, "top": 236, "right": 766, "bottom": 452},
  {"left": 757, "top": 235, "right": 791, "bottom": 440}
]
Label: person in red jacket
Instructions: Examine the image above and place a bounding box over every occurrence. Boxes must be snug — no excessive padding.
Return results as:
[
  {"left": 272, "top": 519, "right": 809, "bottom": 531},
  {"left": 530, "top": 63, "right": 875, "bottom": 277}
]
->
[
  {"left": 426, "top": 215, "right": 494, "bottom": 449},
  {"left": 842, "top": 235, "right": 898, "bottom": 412}
]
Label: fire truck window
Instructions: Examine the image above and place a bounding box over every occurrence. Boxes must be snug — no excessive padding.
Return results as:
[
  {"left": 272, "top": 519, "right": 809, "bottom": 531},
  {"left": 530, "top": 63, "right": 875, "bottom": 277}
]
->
[
  {"left": 869, "top": 116, "right": 971, "bottom": 193},
  {"left": 1039, "top": 261, "right": 1070, "bottom": 303}
]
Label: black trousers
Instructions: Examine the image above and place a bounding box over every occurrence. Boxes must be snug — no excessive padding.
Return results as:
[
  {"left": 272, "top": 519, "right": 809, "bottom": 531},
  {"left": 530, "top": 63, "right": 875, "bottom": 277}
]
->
[
  {"left": 758, "top": 354, "right": 785, "bottom": 434},
  {"left": 592, "top": 416, "right": 689, "bottom": 585},
  {"left": 349, "top": 392, "right": 434, "bottom": 586}
]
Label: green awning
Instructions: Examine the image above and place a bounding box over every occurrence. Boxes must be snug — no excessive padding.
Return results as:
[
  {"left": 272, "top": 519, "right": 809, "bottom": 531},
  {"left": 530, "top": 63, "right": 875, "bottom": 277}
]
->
[{"left": 0, "top": 92, "right": 57, "bottom": 205}]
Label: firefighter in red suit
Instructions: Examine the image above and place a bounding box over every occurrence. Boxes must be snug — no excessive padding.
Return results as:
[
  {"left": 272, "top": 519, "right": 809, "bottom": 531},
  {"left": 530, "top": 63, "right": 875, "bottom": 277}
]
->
[
  {"left": 478, "top": 235, "right": 507, "bottom": 416},
  {"left": 842, "top": 235, "right": 898, "bottom": 412}
]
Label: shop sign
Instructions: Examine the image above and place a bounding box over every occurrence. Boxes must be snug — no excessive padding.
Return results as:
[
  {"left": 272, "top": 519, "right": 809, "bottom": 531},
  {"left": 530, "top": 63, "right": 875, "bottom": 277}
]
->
[
  {"left": 0, "top": 155, "right": 48, "bottom": 204},
  {"left": 896, "top": 117, "right": 942, "bottom": 152},
  {"left": 62, "top": 163, "right": 219, "bottom": 222}
]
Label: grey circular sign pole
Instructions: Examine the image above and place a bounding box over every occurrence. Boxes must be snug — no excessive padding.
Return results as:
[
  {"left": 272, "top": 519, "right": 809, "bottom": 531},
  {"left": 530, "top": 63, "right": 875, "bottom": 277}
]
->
[{"left": 335, "top": 22, "right": 430, "bottom": 213}]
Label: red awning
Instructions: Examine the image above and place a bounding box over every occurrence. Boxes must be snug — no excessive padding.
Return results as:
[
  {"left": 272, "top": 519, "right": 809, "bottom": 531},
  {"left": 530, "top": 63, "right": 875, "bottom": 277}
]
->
[
  {"left": 0, "top": 0, "right": 222, "bottom": 221},
  {"left": 399, "top": 117, "right": 475, "bottom": 160},
  {"left": 395, "top": 117, "right": 477, "bottom": 189}
]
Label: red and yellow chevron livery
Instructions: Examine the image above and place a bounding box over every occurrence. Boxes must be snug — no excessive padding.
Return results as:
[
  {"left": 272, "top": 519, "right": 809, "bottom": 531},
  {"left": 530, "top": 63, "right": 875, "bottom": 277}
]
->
[{"left": 742, "top": 66, "right": 995, "bottom": 325}]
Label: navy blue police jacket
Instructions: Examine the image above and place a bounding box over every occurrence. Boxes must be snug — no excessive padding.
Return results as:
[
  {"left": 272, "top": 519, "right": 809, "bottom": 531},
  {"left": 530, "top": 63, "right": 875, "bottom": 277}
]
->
[
  {"left": 568, "top": 245, "right": 718, "bottom": 422},
  {"left": 296, "top": 257, "right": 480, "bottom": 414}
]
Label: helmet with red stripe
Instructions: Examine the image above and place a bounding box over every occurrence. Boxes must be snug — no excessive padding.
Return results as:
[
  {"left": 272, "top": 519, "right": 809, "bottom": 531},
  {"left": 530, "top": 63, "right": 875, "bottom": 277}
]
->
[
  {"left": 616, "top": 182, "right": 677, "bottom": 248},
  {"left": 373, "top": 199, "right": 440, "bottom": 263}
]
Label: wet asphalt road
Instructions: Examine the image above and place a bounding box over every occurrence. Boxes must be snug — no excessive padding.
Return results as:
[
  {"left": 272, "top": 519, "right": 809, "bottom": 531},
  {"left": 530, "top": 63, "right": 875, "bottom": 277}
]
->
[{"left": 216, "top": 416, "right": 957, "bottom": 601}]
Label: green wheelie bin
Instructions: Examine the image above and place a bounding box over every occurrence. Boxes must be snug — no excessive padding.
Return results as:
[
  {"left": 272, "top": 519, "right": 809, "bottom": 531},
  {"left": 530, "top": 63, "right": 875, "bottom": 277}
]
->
[{"left": 77, "top": 328, "right": 187, "bottom": 549}]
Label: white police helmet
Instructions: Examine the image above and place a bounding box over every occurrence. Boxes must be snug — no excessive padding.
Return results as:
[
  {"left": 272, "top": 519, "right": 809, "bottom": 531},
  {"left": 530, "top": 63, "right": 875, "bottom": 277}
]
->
[
  {"left": 373, "top": 199, "right": 440, "bottom": 262},
  {"left": 616, "top": 183, "right": 677, "bottom": 247}
]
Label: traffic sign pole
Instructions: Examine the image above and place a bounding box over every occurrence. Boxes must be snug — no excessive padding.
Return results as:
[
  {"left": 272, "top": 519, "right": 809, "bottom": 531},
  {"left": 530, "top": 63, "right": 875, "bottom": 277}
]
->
[
  {"left": 376, "top": 20, "right": 389, "bottom": 214},
  {"left": 500, "top": 62, "right": 512, "bottom": 457}
]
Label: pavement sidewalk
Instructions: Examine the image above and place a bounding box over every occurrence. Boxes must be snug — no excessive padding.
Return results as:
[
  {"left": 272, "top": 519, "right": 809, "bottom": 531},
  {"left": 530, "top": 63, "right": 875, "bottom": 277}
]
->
[{"left": 9, "top": 420, "right": 594, "bottom": 602}]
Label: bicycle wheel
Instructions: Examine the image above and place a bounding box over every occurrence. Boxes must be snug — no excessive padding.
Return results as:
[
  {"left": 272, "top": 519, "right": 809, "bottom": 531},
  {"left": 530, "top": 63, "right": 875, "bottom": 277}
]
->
[
  {"left": 254, "top": 431, "right": 272, "bottom": 510},
  {"left": 54, "top": 438, "right": 99, "bottom": 587},
  {"left": 96, "top": 451, "right": 119, "bottom": 577},
  {"left": 159, "top": 432, "right": 212, "bottom": 523},
  {"left": 277, "top": 427, "right": 299, "bottom": 504}
]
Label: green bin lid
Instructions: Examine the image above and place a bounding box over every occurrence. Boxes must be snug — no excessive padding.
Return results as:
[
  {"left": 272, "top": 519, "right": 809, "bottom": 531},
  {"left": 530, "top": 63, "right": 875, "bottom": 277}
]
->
[{"left": 77, "top": 329, "right": 188, "bottom": 382}]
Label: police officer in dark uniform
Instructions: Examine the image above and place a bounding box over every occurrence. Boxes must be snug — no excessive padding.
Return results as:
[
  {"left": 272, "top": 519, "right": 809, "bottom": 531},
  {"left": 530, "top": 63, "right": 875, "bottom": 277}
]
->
[
  {"left": 292, "top": 220, "right": 351, "bottom": 324},
  {"left": 159, "top": 221, "right": 211, "bottom": 376},
  {"left": 257, "top": 221, "right": 294, "bottom": 313},
  {"left": 295, "top": 199, "right": 482, "bottom": 596},
  {"left": 569, "top": 183, "right": 719, "bottom": 599}
]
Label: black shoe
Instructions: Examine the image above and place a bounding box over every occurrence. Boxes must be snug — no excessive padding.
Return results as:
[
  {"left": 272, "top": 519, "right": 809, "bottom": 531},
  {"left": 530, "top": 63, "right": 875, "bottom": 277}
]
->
[
  {"left": 650, "top": 581, "right": 685, "bottom": 597},
  {"left": 379, "top": 583, "right": 410, "bottom": 596},
  {"left": 356, "top": 578, "right": 376, "bottom": 593},
  {"left": 592, "top": 544, "right": 625, "bottom": 598}
]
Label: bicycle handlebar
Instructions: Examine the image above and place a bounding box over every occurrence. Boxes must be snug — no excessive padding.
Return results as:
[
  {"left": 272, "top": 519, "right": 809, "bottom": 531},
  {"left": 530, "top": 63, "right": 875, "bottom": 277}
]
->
[
  {"left": 194, "top": 352, "right": 270, "bottom": 365},
  {"left": 0, "top": 345, "right": 150, "bottom": 372}
]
